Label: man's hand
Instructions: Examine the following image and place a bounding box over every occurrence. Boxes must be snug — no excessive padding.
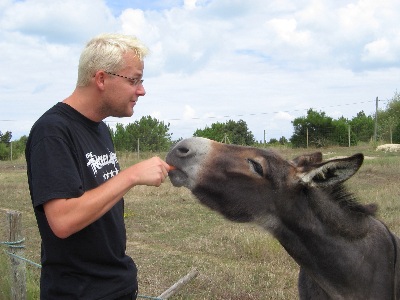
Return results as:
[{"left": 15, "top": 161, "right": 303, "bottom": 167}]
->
[
  {"left": 128, "top": 156, "right": 170, "bottom": 187},
  {"left": 44, "top": 157, "right": 172, "bottom": 238}
]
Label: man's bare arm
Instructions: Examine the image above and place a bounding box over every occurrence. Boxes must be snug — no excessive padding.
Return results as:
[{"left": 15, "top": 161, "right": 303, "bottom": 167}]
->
[{"left": 44, "top": 157, "right": 171, "bottom": 238}]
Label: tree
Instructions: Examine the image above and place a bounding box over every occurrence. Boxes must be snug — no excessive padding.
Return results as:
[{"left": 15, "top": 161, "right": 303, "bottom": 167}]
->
[
  {"left": 193, "top": 122, "right": 226, "bottom": 142},
  {"left": 332, "top": 117, "right": 357, "bottom": 146},
  {"left": 12, "top": 135, "right": 28, "bottom": 159},
  {"left": 0, "top": 133, "right": 27, "bottom": 160},
  {"left": 0, "top": 131, "right": 12, "bottom": 160},
  {"left": 0, "top": 142, "right": 8, "bottom": 160},
  {"left": 268, "top": 138, "right": 278, "bottom": 144},
  {"left": 225, "top": 120, "right": 255, "bottom": 145},
  {"left": 194, "top": 119, "right": 255, "bottom": 145},
  {"left": 0, "top": 131, "right": 12, "bottom": 143},
  {"left": 393, "top": 121, "right": 400, "bottom": 143},
  {"left": 349, "top": 111, "right": 374, "bottom": 143},
  {"left": 111, "top": 116, "right": 172, "bottom": 152},
  {"left": 278, "top": 136, "right": 288, "bottom": 145},
  {"left": 290, "top": 109, "right": 334, "bottom": 148},
  {"left": 377, "top": 92, "right": 400, "bottom": 142},
  {"left": 112, "top": 123, "right": 131, "bottom": 151}
]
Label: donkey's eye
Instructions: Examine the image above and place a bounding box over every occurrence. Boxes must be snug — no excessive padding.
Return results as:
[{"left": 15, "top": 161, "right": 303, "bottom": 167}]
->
[{"left": 247, "top": 159, "right": 264, "bottom": 177}]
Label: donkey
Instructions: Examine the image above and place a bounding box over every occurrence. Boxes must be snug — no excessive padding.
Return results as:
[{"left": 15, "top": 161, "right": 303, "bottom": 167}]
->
[{"left": 166, "top": 137, "right": 400, "bottom": 299}]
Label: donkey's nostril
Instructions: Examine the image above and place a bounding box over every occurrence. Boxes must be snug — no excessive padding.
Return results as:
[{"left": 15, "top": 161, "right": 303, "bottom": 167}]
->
[
  {"left": 176, "top": 146, "right": 194, "bottom": 158},
  {"left": 177, "top": 146, "right": 190, "bottom": 154}
]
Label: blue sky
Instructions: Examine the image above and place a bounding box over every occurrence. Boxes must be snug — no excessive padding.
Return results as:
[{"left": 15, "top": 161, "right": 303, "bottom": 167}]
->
[
  {"left": 1, "top": 0, "right": 400, "bottom": 142},
  {"left": 105, "top": 0, "right": 183, "bottom": 15}
]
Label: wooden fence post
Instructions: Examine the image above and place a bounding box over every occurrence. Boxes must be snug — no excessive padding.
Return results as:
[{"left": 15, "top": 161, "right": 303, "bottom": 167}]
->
[
  {"left": 157, "top": 268, "right": 199, "bottom": 299},
  {"left": 2, "top": 209, "right": 26, "bottom": 300},
  {"left": 348, "top": 125, "right": 351, "bottom": 147},
  {"left": 306, "top": 127, "right": 309, "bottom": 148}
]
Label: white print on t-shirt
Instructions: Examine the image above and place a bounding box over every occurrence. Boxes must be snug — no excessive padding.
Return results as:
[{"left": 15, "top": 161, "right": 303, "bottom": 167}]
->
[{"left": 86, "top": 150, "right": 119, "bottom": 180}]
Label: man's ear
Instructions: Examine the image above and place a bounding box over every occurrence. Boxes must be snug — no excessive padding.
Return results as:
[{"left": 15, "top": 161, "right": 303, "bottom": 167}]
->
[
  {"left": 297, "top": 153, "right": 364, "bottom": 188},
  {"left": 94, "top": 70, "right": 106, "bottom": 90}
]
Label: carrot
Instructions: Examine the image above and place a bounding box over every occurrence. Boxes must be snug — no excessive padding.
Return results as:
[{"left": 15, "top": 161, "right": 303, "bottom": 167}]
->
[{"left": 168, "top": 165, "right": 176, "bottom": 171}]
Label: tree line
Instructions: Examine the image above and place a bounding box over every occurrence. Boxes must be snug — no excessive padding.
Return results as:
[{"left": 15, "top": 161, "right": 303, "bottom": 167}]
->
[
  {"left": 0, "top": 131, "right": 27, "bottom": 160},
  {"left": 109, "top": 91, "right": 400, "bottom": 149},
  {"left": 291, "top": 93, "right": 400, "bottom": 147},
  {"left": 1, "top": 92, "right": 399, "bottom": 160}
]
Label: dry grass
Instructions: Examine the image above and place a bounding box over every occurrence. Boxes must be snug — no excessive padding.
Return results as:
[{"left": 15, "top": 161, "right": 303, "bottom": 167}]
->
[{"left": 0, "top": 145, "right": 399, "bottom": 299}]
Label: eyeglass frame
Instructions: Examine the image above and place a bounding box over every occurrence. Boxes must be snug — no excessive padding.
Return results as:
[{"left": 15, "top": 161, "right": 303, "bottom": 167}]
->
[{"left": 105, "top": 71, "right": 144, "bottom": 86}]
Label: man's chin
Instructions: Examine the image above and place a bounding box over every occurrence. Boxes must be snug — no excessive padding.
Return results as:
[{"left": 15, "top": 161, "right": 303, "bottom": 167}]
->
[
  {"left": 124, "top": 106, "right": 135, "bottom": 117},
  {"left": 111, "top": 110, "right": 134, "bottom": 118}
]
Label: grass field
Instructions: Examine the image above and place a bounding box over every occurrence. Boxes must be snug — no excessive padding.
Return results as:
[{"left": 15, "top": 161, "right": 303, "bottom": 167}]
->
[{"left": 0, "top": 145, "right": 399, "bottom": 299}]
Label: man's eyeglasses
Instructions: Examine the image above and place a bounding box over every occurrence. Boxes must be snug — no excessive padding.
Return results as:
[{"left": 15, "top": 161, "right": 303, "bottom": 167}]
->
[{"left": 105, "top": 71, "right": 144, "bottom": 86}]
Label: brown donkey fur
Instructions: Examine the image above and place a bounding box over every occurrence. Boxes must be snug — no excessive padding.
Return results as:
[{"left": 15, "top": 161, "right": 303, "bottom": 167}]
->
[{"left": 167, "top": 137, "right": 399, "bottom": 300}]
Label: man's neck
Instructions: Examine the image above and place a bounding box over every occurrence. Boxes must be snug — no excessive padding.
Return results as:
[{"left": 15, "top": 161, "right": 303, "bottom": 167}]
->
[{"left": 63, "top": 87, "right": 104, "bottom": 122}]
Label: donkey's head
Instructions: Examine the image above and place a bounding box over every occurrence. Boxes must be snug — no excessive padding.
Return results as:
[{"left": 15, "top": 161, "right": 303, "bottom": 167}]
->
[{"left": 166, "top": 137, "right": 367, "bottom": 223}]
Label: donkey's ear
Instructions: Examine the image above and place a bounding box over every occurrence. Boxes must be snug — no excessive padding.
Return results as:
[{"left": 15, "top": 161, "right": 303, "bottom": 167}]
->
[
  {"left": 298, "top": 154, "right": 364, "bottom": 188},
  {"left": 292, "top": 152, "right": 323, "bottom": 167}
]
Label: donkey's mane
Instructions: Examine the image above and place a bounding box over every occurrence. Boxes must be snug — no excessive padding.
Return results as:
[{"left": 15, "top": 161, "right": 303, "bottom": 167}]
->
[{"left": 331, "top": 184, "right": 377, "bottom": 216}]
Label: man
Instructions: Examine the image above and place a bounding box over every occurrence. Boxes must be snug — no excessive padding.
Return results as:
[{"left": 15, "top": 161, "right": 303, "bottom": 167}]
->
[{"left": 26, "top": 33, "right": 171, "bottom": 300}]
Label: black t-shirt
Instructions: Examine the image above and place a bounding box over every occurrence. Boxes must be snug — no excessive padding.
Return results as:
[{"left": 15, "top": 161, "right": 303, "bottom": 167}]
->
[{"left": 26, "top": 102, "right": 137, "bottom": 300}]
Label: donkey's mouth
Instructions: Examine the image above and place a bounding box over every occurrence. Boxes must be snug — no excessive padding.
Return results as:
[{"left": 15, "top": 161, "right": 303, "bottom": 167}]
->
[{"left": 168, "top": 168, "right": 189, "bottom": 188}]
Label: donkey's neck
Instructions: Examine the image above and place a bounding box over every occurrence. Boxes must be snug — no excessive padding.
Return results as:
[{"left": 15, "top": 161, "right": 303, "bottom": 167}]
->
[
  {"left": 285, "top": 188, "right": 371, "bottom": 255},
  {"left": 254, "top": 189, "right": 392, "bottom": 298},
  {"left": 277, "top": 186, "right": 372, "bottom": 238},
  {"left": 255, "top": 197, "right": 372, "bottom": 269}
]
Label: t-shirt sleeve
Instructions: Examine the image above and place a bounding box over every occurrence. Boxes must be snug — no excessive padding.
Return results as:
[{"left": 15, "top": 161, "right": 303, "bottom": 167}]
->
[{"left": 29, "top": 136, "right": 84, "bottom": 208}]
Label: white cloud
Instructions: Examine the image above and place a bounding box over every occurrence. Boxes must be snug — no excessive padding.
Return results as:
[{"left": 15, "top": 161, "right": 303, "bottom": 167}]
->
[
  {"left": 267, "top": 18, "right": 311, "bottom": 47},
  {"left": 362, "top": 38, "right": 398, "bottom": 63},
  {"left": 120, "top": 8, "right": 161, "bottom": 41},
  {"left": 1, "top": 0, "right": 118, "bottom": 43},
  {"left": 274, "top": 111, "right": 294, "bottom": 122},
  {"left": 1, "top": 0, "right": 400, "bottom": 141},
  {"left": 184, "top": 0, "right": 197, "bottom": 10},
  {"left": 183, "top": 105, "right": 196, "bottom": 120},
  {"left": 150, "top": 111, "right": 162, "bottom": 119}
]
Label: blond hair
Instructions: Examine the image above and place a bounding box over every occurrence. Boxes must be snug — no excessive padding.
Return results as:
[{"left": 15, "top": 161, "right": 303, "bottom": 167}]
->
[{"left": 77, "top": 33, "right": 149, "bottom": 87}]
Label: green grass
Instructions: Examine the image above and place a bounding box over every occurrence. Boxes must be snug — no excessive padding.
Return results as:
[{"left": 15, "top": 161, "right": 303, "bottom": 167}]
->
[
  {"left": 0, "top": 145, "right": 399, "bottom": 299},
  {"left": 0, "top": 251, "right": 11, "bottom": 300}
]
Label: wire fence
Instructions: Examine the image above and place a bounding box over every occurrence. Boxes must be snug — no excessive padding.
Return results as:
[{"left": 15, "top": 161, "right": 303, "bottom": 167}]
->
[{"left": 0, "top": 209, "right": 198, "bottom": 300}]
